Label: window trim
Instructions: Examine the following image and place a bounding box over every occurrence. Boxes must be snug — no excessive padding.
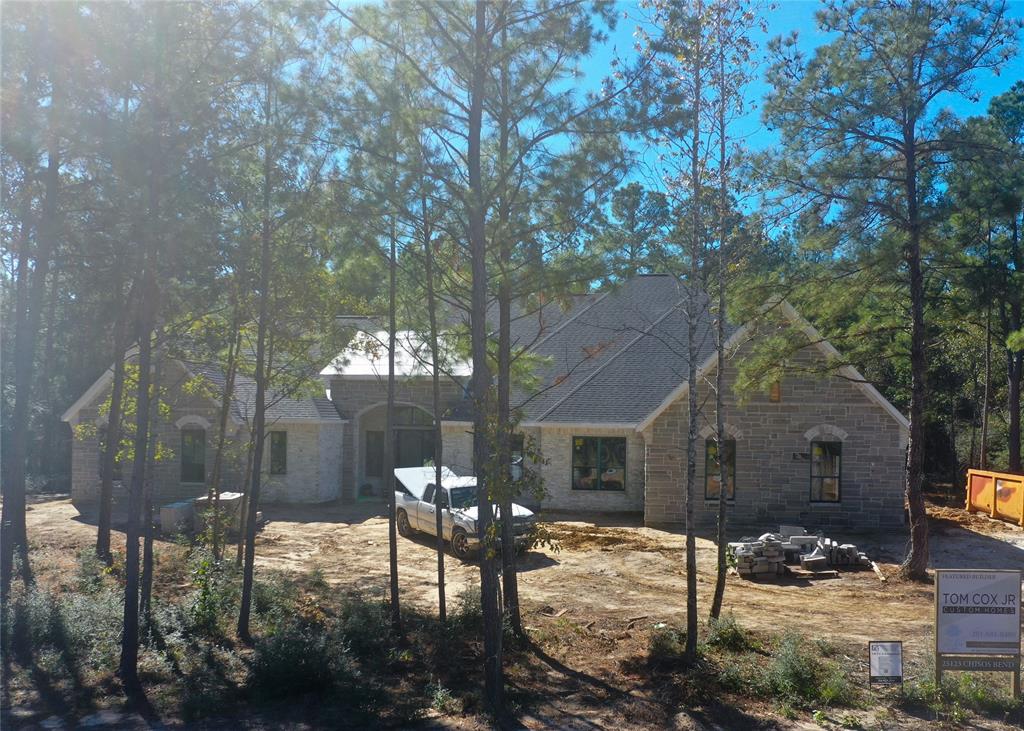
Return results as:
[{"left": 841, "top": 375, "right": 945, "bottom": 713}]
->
[
  {"left": 704, "top": 437, "right": 736, "bottom": 501},
  {"left": 571, "top": 435, "right": 627, "bottom": 492},
  {"left": 809, "top": 440, "right": 842, "bottom": 503},
  {"left": 180, "top": 427, "right": 206, "bottom": 484},
  {"left": 269, "top": 430, "right": 287, "bottom": 476}
]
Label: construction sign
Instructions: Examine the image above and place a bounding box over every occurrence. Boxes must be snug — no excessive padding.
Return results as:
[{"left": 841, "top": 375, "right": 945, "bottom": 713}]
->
[{"left": 935, "top": 569, "right": 1022, "bottom": 697}]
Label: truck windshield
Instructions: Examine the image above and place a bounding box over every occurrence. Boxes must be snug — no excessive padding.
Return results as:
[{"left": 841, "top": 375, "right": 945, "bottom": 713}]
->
[{"left": 447, "top": 486, "right": 477, "bottom": 509}]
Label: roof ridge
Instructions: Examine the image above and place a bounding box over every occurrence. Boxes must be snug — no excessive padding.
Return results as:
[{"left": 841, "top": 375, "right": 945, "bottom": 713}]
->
[{"left": 533, "top": 298, "right": 683, "bottom": 423}]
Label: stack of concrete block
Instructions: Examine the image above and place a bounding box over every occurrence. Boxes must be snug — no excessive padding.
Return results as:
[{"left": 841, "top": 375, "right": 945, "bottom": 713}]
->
[
  {"left": 818, "top": 537, "right": 871, "bottom": 567},
  {"left": 729, "top": 535, "right": 787, "bottom": 577}
]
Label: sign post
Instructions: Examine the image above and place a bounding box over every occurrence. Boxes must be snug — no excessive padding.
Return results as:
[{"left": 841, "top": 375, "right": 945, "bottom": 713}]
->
[
  {"left": 868, "top": 641, "right": 903, "bottom": 687},
  {"left": 934, "top": 569, "right": 1022, "bottom": 698}
]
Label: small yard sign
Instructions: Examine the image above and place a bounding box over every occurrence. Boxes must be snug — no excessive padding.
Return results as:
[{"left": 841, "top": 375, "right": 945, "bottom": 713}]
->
[
  {"left": 868, "top": 641, "right": 902, "bottom": 686},
  {"left": 934, "top": 569, "right": 1022, "bottom": 698}
]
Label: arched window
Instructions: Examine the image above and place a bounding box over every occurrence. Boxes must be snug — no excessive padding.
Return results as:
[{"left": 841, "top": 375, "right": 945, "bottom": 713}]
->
[
  {"left": 810, "top": 441, "right": 841, "bottom": 502},
  {"left": 180, "top": 428, "right": 206, "bottom": 484},
  {"left": 705, "top": 437, "right": 736, "bottom": 500}
]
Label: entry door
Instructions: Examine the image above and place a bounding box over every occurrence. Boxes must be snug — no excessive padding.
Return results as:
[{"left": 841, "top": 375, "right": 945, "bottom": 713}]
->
[{"left": 394, "top": 428, "right": 435, "bottom": 468}]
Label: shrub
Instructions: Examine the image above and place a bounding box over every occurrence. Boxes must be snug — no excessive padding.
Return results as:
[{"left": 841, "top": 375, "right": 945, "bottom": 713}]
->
[
  {"left": 765, "top": 632, "right": 824, "bottom": 705},
  {"left": 648, "top": 625, "right": 689, "bottom": 668},
  {"left": 763, "top": 632, "right": 855, "bottom": 708},
  {"left": 187, "top": 547, "right": 239, "bottom": 635},
  {"left": 427, "top": 679, "right": 464, "bottom": 715},
  {"left": 250, "top": 620, "right": 351, "bottom": 698},
  {"left": 705, "top": 614, "right": 748, "bottom": 652},
  {"left": 337, "top": 593, "right": 392, "bottom": 659},
  {"left": 449, "top": 584, "right": 482, "bottom": 632},
  {"left": 75, "top": 549, "right": 107, "bottom": 594}
]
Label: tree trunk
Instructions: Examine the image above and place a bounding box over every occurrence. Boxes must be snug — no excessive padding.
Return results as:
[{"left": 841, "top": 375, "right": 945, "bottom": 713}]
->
[
  {"left": 710, "top": 5, "right": 729, "bottom": 621},
  {"left": 118, "top": 274, "right": 155, "bottom": 698},
  {"left": 683, "top": 0, "right": 703, "bottom": 661},
  {"left": 236, "top": 435, "right": 255, "bottom": 568},
  {"left": 981, "top": 226, "right": 992, "bottom": 470},
  {"left": 1, "top": 88, "right": 60, "bottom": 605},
  {"left": 208, "top": 301, "right": 242, "bottom": 560},
  {"left": 469, "top": 0, "right": 503, "bottom": 712},
  {"left": 139, "top": 330, "right": 164, "bottom": 628},
  {"left": 495, "top": 13, "right": 522, "bottom": 638},
  {"left": 1006, "top": 214, "right": 1021, "bottom": 472},
  {"left": 97, "top": 275, "right": 131, "bottom": 564},
  {"left": 385, "top": 214, "right": 402, "bottom": 635},
  {"left": 900, "top": 137, "right": 930, "bottom": 581},
  {"left": 423, "top": 192, "right": 447, "bottom": 636},
  {"left": 238, "top": 68, "right": 274, "bottom": 644}
]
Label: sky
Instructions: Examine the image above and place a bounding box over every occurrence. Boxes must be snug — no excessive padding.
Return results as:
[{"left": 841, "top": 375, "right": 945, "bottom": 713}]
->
[{"left": 585, "top": 0, "right": 1024, "bottom": 184}]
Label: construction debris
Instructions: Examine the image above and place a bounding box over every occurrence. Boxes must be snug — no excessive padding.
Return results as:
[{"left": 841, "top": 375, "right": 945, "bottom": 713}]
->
[{"left": 728, "top": 525, "right": 873, "bottom": 579}]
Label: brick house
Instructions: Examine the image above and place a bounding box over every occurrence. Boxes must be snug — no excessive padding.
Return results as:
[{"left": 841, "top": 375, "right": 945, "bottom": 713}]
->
[
  {"left": 324, "top": 275, "right": 909, "bottom": 529},
  {"left": 64, "top": 275, "right": 908, "bottom": 529},
  {"left": 63, "top": 358, "right": 343, "bottom": 509}
]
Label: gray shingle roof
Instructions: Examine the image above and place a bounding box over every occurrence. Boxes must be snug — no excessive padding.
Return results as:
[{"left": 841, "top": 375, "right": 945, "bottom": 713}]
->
[
  {"left": 185, "top": 362, "right": 342, "bottom": 423},
  {"left": 512, "top": 275, "right": 730, "bottom": 424}
]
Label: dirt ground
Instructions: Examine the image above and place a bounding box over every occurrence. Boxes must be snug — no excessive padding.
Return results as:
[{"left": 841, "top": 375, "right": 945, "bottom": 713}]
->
[{"left": 15, "top": 497, "right": 1024, "bottom": 729}]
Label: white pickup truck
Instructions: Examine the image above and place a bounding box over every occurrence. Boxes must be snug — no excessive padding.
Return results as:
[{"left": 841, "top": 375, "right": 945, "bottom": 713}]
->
[{"left": 394, "top": 466, "right": 536, "bottom": 559}]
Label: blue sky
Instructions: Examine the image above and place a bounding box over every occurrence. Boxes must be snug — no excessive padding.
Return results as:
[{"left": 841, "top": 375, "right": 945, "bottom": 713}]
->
[{"left": 588, "top": 0, "right": 1024, "bottom": 162}]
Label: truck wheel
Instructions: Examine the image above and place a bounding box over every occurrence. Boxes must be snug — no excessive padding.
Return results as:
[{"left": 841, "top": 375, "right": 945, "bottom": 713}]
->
[
  {"left": 450, "top": 528, "right": 471, "bottom": 560},
  {"left": 397, "top": 509, "right": 414, "bottom": 537}
]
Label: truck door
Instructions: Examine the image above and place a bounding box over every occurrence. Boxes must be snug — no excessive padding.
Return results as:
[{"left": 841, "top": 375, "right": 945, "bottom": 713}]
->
[{"left": 418, "top": 484, "right": 438, "bottom": 535}]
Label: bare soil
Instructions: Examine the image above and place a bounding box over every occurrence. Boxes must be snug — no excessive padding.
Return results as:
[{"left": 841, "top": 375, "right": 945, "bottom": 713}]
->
[{"left": 9, "top": 496, "right": 1024, "bottom": 729}]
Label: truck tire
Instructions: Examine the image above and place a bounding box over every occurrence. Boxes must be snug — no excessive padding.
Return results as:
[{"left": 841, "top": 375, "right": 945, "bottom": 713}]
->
[
  {"left": 397, "top": 509, "right": 414, "bottom": 537},
  {"left": 450, "top": 528, "right": 471, "bottom": 560}
]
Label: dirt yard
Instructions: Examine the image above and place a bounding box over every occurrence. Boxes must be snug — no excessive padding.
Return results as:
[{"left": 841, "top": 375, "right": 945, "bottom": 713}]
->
[{"left": 16, "top": 497, "right": 1024, "bottom": 729}]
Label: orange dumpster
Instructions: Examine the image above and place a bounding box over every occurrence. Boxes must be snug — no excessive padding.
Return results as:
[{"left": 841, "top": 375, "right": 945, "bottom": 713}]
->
[{"left": 965, "top": 468, "right": 1024, "bottom": 527}]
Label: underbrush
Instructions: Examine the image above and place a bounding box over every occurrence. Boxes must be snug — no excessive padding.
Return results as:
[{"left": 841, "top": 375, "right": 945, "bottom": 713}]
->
[
  {"left": 3, "top": 544, "right": 485, "bottom": 726},
  {"left": 901, "top": 670, "right": 1023, "bottom": 725},
  {"left": 644, "top": 617, "right": 858, "bottom": 715}
]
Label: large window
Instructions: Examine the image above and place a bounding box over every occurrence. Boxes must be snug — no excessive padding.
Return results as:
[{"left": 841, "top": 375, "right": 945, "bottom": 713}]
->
[
  {"left": 810, "top": 441, "right": 841, "bottom": 502},
  {"left": 180, "top": 428, "right": 206, "bottom": 484},
  {"left": 705, "top": 438, "right": 736, "bottom": 500},
  {"left": 572, "top": 436, "right": 626, "bottom": 491},
  {"left": 270, "top": 431, "right": 287, "bottom": 475},
  {"left": 365, "top": 430, "right": 384, "bottom": 477}
]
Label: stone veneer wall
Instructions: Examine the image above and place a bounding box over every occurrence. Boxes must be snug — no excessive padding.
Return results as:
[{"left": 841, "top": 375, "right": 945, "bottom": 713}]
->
[
  {"left": 644, "top": 342, "right": 908, "bottom": 531},
  {"left": 70, "top": 360, "right": 341, "bottom": 509},
  {"left": 70, "top": 360, "right": 243, "bottom": 509},
  {"left": 533, "top": 425, "right": 645, "bottom": 512},
  {"left": 330, "top": 375, "right": 467, "bottom": 501}
]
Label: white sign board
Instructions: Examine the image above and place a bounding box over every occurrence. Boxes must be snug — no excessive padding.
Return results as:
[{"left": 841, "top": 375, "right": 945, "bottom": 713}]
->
[
  {"left": 869, "top": 641, "right": 903, "bottom": 685},
  {"left": 936, "top": 570, "right": 1022, "bottom": 656}
]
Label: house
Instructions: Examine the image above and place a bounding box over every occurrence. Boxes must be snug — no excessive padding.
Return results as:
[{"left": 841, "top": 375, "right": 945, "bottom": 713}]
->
[
  {"left": 63, "top": 358, "right": 344, "bottom": 509},
  {"left": 65, "top": 274, "right": 909, "bottom": 530},
  {"left": 324, "top": 274, "right": 909, "bottom": 529}
]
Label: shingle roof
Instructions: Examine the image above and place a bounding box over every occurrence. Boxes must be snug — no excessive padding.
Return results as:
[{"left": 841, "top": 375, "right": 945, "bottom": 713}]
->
[
  {"left": 511, "top": 275, "right": 729, "bottom": 424},
  {"left": 185, "top": 362, "right": 342, "bottom": 423}
]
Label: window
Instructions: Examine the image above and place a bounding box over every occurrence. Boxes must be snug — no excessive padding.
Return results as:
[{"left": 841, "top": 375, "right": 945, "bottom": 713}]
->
[
  {"left": 769, "top": 380, "right": 782, "bottom": 403},
  {"left": 705, "top": 438, "right": 736, "bottom": 500},
  {"left": 511, "top": 433, "right": 525, "bottom": 481},
  {"left": 810, "top": 441, "right": 841, "bottom": 502},
  {"left": 572, "top": 436, "right": 626, "bottom": 491},
  {"left": 180, "top": 428, "right": 206, "bottom": 483},
  {"left": 270, "top": 431, "right": 287, "bottom": 475},
  {"left": 365, "top": 430, "right": 384, "bottom": 477}
]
